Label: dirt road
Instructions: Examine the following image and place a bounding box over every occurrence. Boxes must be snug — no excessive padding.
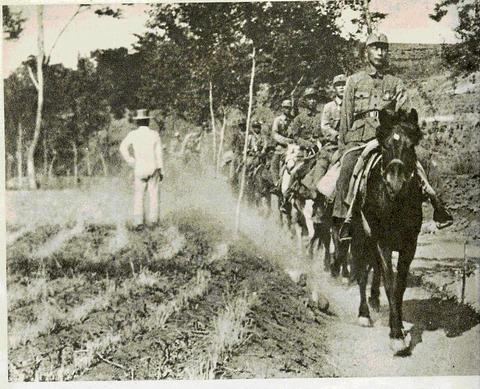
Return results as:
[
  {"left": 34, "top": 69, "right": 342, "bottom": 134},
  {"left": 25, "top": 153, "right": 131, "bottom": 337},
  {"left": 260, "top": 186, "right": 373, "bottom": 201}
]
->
[{"left": 5, "top": 164, "right": 480, "bottom": 379}]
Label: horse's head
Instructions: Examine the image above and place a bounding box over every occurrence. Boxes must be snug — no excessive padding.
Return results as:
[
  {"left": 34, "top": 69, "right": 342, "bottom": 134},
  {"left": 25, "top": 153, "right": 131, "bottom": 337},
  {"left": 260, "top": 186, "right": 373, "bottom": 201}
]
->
[{"left": 376, "top": 108, "right": 422, "bottom": 199}]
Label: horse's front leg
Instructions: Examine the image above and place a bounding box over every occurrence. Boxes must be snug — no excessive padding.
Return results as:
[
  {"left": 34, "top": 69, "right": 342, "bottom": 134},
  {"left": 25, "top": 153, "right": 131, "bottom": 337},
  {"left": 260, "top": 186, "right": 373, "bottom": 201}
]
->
[
  {"left": 369, "top": 261, "right": 381, "bottom": 312},
  {"left": 394, "top": 241, "right": 416, "bottom": 339},
  {"left": 332, "top": 217, "right": 349, "bottom": 278},
  {"left": 303, "top": 200, "right": 316, "bottom": 259},
  {"left": 377, "top": 242, "right": 408, "bottom": 354},
  {"left": 319, "top": 223, "right": 331, "bottom": 271},
  {"left": 353, "top": 239, "right": 371, "bottom": 326}
]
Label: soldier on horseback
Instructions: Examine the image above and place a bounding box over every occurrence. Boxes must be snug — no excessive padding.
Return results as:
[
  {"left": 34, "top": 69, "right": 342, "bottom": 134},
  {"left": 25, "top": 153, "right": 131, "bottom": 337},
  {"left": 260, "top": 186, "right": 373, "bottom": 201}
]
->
[
  {"left": 270, "top": 99, "right": 296, "bottom": 195},
  {"left": 333, "top": 32, "right": 453, "bottom": 242},
  {"left": 321, "top": 74, "right": 346, "bottom": 142}
]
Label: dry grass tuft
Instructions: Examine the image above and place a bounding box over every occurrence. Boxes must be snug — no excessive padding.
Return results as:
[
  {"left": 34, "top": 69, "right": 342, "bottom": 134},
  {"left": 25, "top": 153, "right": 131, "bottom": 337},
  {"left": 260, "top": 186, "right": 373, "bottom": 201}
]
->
[
  {"left": 150, "top": 269, "right": 211, "bottom": 329},
  {"left": 153, "top": 226, "right": 187, "bottom": 260},
  {"left": 184, "top": 291, "right": 259, "bottom": 379},
  {"left": 34, "top": 222, "right": 85, "bottom": 259}
]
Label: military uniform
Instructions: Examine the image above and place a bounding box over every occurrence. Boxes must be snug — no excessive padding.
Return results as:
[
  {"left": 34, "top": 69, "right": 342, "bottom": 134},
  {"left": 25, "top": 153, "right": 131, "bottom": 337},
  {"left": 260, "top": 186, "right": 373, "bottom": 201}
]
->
[
  {"left": 333, "top": 33, "right": 452, "bottom": 231},
  {"left": 321, "top": 96, "right": 342, "bottom": 140},
  {"left": 333, "top": 66, "right": 407, "bottom": 218},
  {"left": 288, "top": 108, "right": 323, "bottom": 145},
  {"left": 270, "top": 106, "right": 294, "bottom": 184}
]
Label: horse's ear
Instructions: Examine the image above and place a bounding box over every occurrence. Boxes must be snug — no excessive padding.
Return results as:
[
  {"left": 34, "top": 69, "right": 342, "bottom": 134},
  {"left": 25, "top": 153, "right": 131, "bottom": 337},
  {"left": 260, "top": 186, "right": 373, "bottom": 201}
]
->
[
  {"left": 407, "top": 109, "right": 422, "bottom": 145},
  {"left": 377, "top": 109, "right": 393, "bottom": 144},
  {"left": 408, "top": 109, "right": 419, "bottom": 126}
]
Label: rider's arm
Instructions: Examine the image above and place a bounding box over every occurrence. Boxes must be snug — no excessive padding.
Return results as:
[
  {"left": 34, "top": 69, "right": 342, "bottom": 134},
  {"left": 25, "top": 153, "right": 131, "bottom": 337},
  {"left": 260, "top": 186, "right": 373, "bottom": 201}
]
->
[
  {"left": 338, "top": 76, "right": 354, "bottom": 151},
  {"left": 321, "top": 103, "right": 339, "bottom": 142},
  {"left": 272, "top": 117, "right": 293, "bottom": 146}
]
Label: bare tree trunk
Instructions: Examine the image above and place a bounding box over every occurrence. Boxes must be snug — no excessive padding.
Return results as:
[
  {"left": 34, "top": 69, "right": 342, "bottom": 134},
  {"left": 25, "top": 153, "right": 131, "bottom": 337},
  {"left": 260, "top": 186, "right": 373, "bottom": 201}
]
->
[
  {"left": 172, "top": 109, "right": 176, "bottom": 133},
  {"left": 27, "top": 5, "right": 44, "bottom": 190},
  {"left": 43, "top": 131, "right": 48, "bottom": 177},
  {"left": 85, "top": 146, "right": 92, "bottom": 176},
  {"left": 72, "top": 142, "right": 78, "bottom": 185},
  {"left": 16, "top": 121, "right": 23, "bottom": 187},
  {"left": 48, "top": 153, "right": 56, "bottom": 179},
  {"left": 209, "top": 80, "right": 217, "bottom": 171},
  {"left": 363, "top": 0, "right": 372, "bottom": 34},
  {"left": 235, "top": 46, "right": 256, "bottom": 234},
  {"left": 99, "top": 152, "right": 108, "bottom": 176},
  {"left": 216, "top": 112, "right": 227, "bottom": 174}
]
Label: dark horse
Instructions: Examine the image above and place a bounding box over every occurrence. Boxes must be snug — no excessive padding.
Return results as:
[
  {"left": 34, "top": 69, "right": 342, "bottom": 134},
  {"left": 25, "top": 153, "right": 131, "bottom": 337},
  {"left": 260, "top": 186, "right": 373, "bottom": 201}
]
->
[{"left": 350, "top": 108, "right": 423, "bottom": 355}]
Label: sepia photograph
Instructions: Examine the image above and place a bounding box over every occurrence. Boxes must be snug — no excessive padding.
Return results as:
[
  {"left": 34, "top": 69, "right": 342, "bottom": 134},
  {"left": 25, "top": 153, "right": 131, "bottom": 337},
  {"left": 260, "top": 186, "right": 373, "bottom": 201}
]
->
[{"left": 1, "top": 0, "right": 479, "bottom": 387}]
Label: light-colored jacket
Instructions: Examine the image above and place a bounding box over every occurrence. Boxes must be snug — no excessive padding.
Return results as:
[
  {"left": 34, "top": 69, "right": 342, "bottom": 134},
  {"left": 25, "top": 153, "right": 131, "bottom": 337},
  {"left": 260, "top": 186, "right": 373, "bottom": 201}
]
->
[{"left": 119, "top": 126, "right": 164, "bottom": 179}]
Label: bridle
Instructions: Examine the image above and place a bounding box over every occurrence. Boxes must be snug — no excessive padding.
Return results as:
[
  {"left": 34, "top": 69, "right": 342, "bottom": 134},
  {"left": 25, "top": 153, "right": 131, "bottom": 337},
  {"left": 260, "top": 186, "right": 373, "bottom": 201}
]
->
[{"left": 380, "top": 145, "right": 416, "bottom": 191}]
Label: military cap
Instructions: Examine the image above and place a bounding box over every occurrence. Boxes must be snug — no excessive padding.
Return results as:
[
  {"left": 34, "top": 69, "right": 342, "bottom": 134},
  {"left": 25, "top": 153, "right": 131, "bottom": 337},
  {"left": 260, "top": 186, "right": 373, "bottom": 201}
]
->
[
  {"left": 251, "top": 120, "right": 262, "bottom": 128},
  {"left": 365, "top": 32, "right": 388, "bottom": 46},
  {"left": 281, "top": 99, "right": 292, "bottom": 108},
  {"left": 333, "top": 74, "right": 347, "bottom": 85},
  {"left": 303, "top": 87, "right": 317, "bottom": 97}
]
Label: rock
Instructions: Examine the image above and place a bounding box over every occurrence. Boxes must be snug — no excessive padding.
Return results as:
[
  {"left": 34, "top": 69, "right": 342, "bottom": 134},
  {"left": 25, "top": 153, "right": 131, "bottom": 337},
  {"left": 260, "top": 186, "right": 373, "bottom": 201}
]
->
[{"left": 311, "top": 290, "right": 329, "bottom": 312}]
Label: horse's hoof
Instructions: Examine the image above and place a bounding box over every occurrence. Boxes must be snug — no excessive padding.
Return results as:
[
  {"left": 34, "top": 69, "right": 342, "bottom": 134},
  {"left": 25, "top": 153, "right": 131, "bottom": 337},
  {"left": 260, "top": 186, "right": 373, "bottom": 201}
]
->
[
  {"left": 389, "top": 338, "right": 409, "bottom": 355},
  {"left": 358, "top": 317, "right": 372, "bottom": 327},
  {"left": 368, "top": 297, "right": 380, "bottom": 312}
]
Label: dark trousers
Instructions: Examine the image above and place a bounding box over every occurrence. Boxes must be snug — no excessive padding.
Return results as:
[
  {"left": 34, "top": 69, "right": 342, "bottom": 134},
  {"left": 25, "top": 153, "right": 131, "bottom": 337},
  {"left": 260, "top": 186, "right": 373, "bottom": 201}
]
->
[
  {"left": 270, "top": 152, "right": 282, "bottom": 184},
  {"left": 332, "top": 148, "right": 363, "bottom": 219}
]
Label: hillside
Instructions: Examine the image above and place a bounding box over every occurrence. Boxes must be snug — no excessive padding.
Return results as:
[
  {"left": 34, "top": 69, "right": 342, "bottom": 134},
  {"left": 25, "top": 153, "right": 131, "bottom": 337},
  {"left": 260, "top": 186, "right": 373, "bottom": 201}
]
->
[{"left": 390, "top": 43, "right": 479, "bottom": 121}]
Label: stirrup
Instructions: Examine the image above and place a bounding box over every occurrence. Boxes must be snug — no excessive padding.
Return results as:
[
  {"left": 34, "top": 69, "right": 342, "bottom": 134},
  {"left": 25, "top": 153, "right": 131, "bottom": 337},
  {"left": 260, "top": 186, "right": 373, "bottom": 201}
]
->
[
  {"left": 339, "top": 220, "right": 352, "bottom": 242},
  {"left": 435, "top": 219, "right": 453, "bottom": 230},
  {"left": 433, "top": 208, "right": 453, "bottom": 230}
]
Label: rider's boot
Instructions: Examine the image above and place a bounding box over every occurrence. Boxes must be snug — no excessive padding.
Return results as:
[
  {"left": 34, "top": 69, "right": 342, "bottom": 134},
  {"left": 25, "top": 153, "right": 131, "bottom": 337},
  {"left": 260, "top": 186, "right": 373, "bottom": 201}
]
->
[
  {"left": 339, "top": 200, "right": 354, "bottom": 242},
  {"left": 416, "top": 162, "right": 453, "bottom": 229},
  {"left": 431, "top": 196, "right": 453, "bottom": 229}
]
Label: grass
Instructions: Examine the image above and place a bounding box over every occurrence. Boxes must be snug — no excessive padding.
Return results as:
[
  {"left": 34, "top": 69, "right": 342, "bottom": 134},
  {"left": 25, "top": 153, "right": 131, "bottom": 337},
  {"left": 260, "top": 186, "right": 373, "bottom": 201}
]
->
[
  {"left": 147, "top": 269, "right": 211, "bottom": 330},
  {"left": 184, "top": 291, "right": 259, "bottom": 379}
]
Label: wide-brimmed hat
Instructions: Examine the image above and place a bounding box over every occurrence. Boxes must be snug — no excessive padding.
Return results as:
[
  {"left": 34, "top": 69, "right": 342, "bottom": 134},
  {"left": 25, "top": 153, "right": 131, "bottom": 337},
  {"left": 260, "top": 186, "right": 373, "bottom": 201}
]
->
[
  {"left": 366, "top": 32, "right": 388, "bottom": 47},
  {"left": 133, "top": 109, "right": 151, "bottom": 120},
  {"left": 333, "top": 74, "right": 347, "bottom": 85}
]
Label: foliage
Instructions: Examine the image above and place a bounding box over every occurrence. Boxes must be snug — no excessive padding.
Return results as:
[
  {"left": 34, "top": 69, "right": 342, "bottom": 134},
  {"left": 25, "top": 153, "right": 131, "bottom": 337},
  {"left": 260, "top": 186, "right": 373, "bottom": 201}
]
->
[
  {"left": 2, "top": 6, "right": 26, "bottom": 40},
  {"left": 92, "top": 48, "right": 142, "bottom": 119},
  {"left": 139, "top": 2, "right": 355, "bottom": 119},
  {"left": 4, "top": 56, "right": 112, "bottom": 176},
  {"left": 430, "top": 0, "right": 480, "bottom": 74}
]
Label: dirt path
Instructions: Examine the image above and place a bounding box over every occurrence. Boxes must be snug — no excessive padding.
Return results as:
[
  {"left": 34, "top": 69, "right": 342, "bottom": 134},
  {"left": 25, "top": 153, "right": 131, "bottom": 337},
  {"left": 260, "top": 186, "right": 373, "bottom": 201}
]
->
[
  {"left": 6, "top": 166, "right": 479, "bottom": 378},
  {"left": 304, "top": 238, "right": 480, "bottom": 377},
  {"left": 163, "top": 165, "right": 480, "bottom": 377}
]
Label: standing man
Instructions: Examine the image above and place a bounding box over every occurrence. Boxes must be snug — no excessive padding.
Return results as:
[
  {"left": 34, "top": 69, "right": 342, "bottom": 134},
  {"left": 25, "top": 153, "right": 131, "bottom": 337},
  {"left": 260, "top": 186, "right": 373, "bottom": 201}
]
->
[
  {"left": 333, "top": 33, "right": 452, "bottom": 240},
  {"left": 270, "top": 99, "right": 296, "bottom": 192},
  {"left": 120, "top": 109, "right": 164, "bottom": 230}
]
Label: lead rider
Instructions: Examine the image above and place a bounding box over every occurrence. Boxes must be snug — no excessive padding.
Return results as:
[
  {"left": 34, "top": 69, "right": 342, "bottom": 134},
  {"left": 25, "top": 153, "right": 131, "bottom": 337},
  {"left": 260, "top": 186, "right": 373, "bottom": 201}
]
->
[{"left": 333, "top": 32, "right": 453, "bottom": 240}]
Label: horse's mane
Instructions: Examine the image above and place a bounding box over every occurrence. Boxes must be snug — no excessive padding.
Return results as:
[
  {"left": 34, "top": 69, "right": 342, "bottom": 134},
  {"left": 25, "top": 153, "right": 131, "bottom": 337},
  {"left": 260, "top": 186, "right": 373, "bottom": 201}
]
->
[{"left": 376, "top": 109, "right": 423, "bottom": 146}]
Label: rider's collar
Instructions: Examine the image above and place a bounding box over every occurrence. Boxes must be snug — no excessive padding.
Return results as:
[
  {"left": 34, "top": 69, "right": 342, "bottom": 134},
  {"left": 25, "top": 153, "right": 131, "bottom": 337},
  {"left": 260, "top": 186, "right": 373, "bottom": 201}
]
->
[
  {"left": 334, "top": 96, "right": 342, "bottom": 106},
  {"left": 368, "top": 64, "right": 385, "bottom": 79}
]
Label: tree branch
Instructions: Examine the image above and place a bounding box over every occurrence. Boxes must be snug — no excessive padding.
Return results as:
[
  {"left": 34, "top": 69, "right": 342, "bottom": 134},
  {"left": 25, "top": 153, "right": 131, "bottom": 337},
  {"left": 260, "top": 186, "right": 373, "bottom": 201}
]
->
[
  {"left": 27, "top": 65, "right": 39, "bottom": 90},
  {"left": 46, "top": 5, "right": 88, "bottom": 62}
]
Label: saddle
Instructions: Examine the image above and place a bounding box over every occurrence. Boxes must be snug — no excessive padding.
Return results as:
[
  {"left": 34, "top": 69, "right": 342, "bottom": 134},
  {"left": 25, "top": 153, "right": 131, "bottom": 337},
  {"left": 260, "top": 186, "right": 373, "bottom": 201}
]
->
[{"left": 345, "top": 140, "right": 381, "bottom": 207}]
